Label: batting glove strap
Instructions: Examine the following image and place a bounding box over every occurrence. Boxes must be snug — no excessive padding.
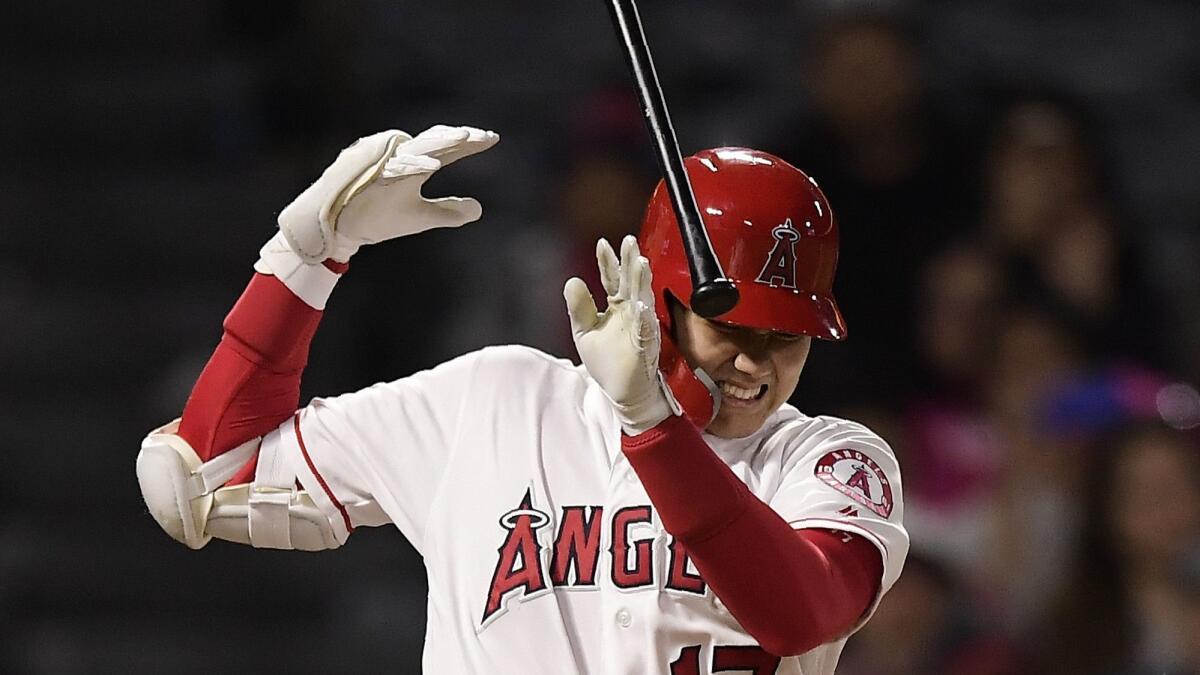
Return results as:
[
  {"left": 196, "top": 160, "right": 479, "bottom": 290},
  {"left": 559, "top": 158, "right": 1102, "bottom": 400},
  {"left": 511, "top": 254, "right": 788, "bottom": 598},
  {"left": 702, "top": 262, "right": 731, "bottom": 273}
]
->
[{"left": 253, "top": 232, "right": 344, "bottom": 310}]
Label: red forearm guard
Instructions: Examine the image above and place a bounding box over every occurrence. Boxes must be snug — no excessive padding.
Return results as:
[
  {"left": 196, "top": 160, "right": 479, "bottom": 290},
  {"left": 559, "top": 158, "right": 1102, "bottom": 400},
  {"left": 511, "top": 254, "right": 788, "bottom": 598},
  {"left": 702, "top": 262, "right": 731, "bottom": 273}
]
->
[{"left": 623, "top": 415, "right": 883, "bottom": 656}]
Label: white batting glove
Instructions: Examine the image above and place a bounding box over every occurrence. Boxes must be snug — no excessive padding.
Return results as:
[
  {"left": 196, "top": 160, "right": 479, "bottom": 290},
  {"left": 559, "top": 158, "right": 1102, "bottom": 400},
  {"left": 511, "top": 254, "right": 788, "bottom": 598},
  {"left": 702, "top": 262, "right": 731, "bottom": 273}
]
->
[
  {"left": 277, "top": 125, "right": 500, "bottom": 263},
  {"left": 564, "top": 236, "right": 681, "bottom": 435}
]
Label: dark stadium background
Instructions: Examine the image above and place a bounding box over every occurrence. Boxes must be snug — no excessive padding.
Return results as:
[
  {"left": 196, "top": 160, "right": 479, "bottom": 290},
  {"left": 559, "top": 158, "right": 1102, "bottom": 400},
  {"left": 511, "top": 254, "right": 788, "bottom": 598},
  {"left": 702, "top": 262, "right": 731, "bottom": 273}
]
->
[{"left": 3, "top": 1, "right": 1199, "bottom": 672}]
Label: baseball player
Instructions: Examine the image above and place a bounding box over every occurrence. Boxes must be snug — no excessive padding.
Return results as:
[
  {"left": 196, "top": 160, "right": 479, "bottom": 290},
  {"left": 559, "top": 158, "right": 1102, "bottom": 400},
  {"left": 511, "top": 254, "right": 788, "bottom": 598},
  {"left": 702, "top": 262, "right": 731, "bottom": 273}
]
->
[{"left": 137, "top": 125, "right": 908, "bottom": 674}]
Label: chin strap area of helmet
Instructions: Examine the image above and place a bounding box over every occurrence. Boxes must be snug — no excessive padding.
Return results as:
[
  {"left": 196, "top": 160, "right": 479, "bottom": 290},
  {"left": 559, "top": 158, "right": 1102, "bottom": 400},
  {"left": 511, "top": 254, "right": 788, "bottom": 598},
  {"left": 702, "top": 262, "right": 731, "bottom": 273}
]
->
[{"left": 658, "top": 331, "right": 721, "bottom": 429}]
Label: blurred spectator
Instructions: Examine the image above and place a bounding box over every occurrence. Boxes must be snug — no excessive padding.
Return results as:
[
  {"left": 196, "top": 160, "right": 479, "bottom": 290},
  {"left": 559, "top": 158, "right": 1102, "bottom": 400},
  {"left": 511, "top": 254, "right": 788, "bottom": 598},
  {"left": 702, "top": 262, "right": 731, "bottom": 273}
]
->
[
  {"left": 559, "top": 86, "right": 655, "bottom": 232},
  {"left": 1178, "top": 546, "right": 1200, "bottom": 674},
  {"left": 508, "top": 86, "right": 658, "bottom": 356},
  {"left": 982, "top": 97, "right": 1098, "bottom": 254},
  {"left": 1039, "top": 424, "right": 1200, "bottom": 675},
  {"left": 781, "top": 9, "right": 977, "bottom": 412},
  {"left": 912, "top": 243, "right": 1005, "bottom": 396},
  {"left": 979, "top": 94, "right": 1166, "bottom": 367},
  {"left": 902, "top": 244, "right": 1007, "bottom": 572},
  {"left": 908, "top": 304, "right": 1091, "bottom": 635},
  {"left": 974, "top": 310, "right": 1090, "bottom": 636},
  {"left": 538, "top": 141, "right": 657, "bottom": 355},
  {"left": 838, "top": 552, "right": 1023, "bottom": 675}
]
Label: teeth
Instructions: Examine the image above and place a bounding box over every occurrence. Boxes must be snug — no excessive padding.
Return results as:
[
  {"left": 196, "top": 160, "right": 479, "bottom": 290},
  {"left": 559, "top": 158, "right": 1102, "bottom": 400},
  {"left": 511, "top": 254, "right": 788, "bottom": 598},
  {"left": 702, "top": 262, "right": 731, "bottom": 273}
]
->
[{"left": 720, "top": 382, "right": 761, "bottom": 401}]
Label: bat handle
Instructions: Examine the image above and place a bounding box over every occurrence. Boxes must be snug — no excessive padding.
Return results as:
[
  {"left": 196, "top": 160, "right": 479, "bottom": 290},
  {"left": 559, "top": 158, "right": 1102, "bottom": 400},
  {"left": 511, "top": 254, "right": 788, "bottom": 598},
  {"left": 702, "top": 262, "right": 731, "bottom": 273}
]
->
[
  {"left": 681, "top": 198, "right": 738, "bottom": 317},
  {"left": 605, "top": 0, "right": 739, "bottom": 319},
  {"left": 690, "top": 278, "right": 739, "bottom": 318}
]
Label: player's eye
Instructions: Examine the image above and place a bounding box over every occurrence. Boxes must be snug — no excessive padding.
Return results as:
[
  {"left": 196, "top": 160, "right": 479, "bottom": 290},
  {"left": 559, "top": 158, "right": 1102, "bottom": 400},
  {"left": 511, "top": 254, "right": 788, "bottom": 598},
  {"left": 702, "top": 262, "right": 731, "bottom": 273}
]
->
[{"left": 772, "top": 331, "right": 804, "bottom": 343}]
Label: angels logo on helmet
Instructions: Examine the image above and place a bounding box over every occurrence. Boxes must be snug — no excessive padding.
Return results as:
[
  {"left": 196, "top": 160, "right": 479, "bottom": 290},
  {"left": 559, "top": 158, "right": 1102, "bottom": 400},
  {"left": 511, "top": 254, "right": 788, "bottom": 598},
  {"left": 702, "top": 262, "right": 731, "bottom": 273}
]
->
[{"left": 755, "top": 218, "right": 802, "bottom": 289}]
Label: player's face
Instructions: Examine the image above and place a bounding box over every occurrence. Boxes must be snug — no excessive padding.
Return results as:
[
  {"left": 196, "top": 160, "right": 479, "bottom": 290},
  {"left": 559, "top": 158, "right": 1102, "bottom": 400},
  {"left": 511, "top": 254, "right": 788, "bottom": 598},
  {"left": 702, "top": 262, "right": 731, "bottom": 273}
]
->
[{"left": 671, "top": 304, "right": 812, "bottom": 438}]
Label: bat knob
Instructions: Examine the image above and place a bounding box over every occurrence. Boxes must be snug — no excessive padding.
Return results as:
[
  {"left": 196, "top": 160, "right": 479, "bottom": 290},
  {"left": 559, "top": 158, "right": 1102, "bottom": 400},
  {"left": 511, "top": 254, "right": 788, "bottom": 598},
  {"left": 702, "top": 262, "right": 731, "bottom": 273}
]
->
[{"left": 689, "top": 280, "right": 739, "bottom": 318}]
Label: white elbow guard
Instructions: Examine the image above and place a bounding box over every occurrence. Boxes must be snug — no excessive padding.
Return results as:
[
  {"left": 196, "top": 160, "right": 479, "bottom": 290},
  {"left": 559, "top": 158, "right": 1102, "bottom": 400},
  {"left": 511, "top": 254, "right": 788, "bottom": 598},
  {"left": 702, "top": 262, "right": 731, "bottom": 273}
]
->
[{"left": 136, "top": 421, "right": 342, "bottom": 551}]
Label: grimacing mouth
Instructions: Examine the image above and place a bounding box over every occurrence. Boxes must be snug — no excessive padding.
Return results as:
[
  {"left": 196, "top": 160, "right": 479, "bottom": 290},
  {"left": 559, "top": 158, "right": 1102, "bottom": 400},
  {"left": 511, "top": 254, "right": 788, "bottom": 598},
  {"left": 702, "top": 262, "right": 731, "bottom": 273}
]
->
[{"left": 717, "top": 381, "right": 769, "bottom": 401}]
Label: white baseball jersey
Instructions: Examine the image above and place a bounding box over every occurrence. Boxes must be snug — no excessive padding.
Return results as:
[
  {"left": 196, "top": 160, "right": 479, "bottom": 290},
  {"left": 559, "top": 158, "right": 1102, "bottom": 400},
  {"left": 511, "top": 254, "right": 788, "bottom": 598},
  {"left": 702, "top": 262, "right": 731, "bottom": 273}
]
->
[{"left": 261, "top": 345, "right": 908, "bottom": 674}]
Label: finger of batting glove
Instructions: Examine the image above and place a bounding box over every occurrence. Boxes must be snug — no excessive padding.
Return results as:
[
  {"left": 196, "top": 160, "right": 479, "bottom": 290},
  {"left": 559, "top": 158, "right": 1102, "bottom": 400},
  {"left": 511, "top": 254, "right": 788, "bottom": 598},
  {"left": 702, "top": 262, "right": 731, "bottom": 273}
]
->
[
  {"left": 381, "top": 152, "right": 442, "bottom": 180},
  {"left": 596, "top": 238, "right": 621, "bottom": 299},
  {"left": 417, "top": 126, "right": 500, "bottom": 167},
  {"left": 619, "top": 235, "right": 641, "bottom": 301},
  {"left": 637, "top": 256, "right": 654, "bottom": 306},
  {"left": 395, "top": 125, "right": 472, "bottom": 161},
  {"left": 564, "top": 277, "right": 600, "bottom": 338},
  {"left": 418, "top": 196, "right": 484, "bottom": 229}
]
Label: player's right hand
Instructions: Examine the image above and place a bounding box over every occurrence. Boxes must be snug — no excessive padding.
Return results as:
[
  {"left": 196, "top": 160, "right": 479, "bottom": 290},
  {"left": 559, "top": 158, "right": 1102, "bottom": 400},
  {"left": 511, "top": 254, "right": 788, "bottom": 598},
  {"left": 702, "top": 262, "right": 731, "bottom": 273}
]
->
[
  {"left": 278, "top": 125, "right": 500, "bottom": 263},
  {"left": 564, "top": 236, "right": 679, "bottom": 435}
]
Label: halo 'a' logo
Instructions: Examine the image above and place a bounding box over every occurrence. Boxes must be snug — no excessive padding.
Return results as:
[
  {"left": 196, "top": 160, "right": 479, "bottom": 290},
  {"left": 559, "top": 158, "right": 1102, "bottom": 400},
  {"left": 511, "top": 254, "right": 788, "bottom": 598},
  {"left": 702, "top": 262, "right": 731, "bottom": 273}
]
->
[
  {"left": 815, "top": 449, "right": 895, "bottom": 518},
  {"left": 755, "top": 219, "right": 801, "bottom": 289}
]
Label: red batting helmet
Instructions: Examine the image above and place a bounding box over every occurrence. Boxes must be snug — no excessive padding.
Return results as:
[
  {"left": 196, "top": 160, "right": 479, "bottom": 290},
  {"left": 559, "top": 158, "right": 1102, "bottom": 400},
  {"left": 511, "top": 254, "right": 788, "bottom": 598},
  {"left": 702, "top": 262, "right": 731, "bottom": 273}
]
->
[{"left": 639, "top": 147, "right": 847, "bottom": 341}]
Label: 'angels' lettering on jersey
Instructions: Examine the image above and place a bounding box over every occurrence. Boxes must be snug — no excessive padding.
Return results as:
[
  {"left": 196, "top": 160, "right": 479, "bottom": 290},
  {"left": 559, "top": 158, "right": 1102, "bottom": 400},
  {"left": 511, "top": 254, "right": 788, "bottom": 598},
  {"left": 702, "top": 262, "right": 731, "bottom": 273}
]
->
[
  {"left": 276, "top": 347, "right": 909, "bottom": 673},
  {"left": 481, "top": 490, "right": 707, "bottom": 630}
]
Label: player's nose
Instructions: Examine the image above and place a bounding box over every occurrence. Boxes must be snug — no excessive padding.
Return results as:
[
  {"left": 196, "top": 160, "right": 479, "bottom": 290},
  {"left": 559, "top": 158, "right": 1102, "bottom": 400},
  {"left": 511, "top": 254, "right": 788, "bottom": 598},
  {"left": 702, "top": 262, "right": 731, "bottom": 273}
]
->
[{"left": 731, "top": 350, "right": 772, "bottom": 380}]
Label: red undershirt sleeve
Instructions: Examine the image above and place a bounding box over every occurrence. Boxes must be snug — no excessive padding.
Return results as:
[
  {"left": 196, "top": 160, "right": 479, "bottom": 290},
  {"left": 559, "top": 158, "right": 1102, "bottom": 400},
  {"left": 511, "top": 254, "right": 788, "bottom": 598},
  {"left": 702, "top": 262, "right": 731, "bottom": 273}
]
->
[
  {"left": 177, "top": 267, "right": 338, "bottom": 484},
  {"left": 621, "top": 414, "right": 883, "bottom": 657}
]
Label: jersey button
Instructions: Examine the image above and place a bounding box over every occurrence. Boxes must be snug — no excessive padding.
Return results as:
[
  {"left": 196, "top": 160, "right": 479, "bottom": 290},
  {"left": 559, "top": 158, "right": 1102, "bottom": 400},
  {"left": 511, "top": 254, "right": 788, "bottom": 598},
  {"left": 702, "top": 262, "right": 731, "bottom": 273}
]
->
[
  {"left": 625, "top": 470, "right": 638, "bottom": 484},
  {"left": 615, "top": 608, "right": 633, "bottom": 628}
]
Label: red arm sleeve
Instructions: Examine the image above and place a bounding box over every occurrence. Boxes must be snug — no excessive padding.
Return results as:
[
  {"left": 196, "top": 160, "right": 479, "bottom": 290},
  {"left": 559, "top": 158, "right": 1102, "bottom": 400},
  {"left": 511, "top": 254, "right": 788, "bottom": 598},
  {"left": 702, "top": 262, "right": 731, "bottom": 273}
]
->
[
  {"left": 622, "top": 414, "right": 883, "bottom": 657},
  {"left": 177, "top": 267, "right": 338, "bottom": 483}
]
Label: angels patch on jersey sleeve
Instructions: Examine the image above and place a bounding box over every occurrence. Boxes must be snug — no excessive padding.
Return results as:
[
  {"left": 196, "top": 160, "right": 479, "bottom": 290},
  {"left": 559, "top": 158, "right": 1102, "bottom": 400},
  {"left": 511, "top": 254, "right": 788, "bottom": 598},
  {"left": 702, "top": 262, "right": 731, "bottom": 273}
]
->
[{"left": 814, "top": 448, "right": 894, "bottom": 518}]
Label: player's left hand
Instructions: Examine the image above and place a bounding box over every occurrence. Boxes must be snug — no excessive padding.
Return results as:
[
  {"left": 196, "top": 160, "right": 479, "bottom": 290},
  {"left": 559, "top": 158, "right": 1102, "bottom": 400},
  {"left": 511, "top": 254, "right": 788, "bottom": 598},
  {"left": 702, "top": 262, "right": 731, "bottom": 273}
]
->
[
  {"left": 278, "top": 125, "right": 500, "bottom": 263},
  {"left": 564, "top": 236, "right": 679, "bottom": 435}
]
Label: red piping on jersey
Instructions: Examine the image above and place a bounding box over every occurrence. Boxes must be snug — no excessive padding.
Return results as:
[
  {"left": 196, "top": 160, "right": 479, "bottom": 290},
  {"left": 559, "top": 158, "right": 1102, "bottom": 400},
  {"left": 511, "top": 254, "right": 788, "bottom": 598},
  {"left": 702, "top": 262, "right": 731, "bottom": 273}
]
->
[
  {"left": 622, "top": 414, "right": 883, "bottom": 656},
  {"left": 293, "top": 414, "right": 354, "bottom": 534},
  {"left": 322, "top": 259, "right": 350, "bottom": 275}
]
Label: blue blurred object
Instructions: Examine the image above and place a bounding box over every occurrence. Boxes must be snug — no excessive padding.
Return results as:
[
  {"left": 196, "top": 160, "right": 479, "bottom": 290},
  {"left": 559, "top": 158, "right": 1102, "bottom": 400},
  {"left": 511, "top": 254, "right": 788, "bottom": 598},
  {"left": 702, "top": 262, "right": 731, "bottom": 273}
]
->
[{"left": 1039, "top": 365, "right": 1170, "bottom": 437}]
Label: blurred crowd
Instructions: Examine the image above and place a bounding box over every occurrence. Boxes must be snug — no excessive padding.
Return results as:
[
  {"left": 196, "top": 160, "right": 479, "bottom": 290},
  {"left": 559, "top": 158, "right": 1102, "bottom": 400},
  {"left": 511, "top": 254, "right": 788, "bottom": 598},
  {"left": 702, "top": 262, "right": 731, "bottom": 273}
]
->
[
  {"left": 792, "top": 15, "right": 1199, "bottom": 675},
  {"left": 3, "top": 1, "right": 1199, "bottom": 672}
]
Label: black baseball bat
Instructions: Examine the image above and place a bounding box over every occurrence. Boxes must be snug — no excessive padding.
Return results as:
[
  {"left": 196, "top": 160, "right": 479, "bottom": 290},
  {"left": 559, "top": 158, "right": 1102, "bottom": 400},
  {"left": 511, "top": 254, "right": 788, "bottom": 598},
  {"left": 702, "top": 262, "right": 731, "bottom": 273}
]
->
[{"left": 603, "top": 0, "right": 739, "bottom": 318}]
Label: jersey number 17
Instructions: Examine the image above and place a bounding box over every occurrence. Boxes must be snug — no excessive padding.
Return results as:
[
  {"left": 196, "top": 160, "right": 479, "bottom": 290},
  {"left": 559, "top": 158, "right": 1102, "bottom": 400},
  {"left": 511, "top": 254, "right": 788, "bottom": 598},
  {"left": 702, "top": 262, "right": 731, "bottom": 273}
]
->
[{"left": 670, "top": 644, "right": 781, "bottom": 674}]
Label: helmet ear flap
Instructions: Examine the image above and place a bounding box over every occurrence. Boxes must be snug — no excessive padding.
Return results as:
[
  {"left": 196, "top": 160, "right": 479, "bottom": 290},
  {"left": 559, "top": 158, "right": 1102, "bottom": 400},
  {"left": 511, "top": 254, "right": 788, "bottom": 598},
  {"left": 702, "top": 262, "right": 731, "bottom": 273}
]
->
[
  {"left": 658, "top": 326, "right": 720, "bottom": 428},
  {"left": 655, "top": 291, "right": 721, "bottom": 428},
  {"left": 659, "top": 290, "right": 683, "bottom": 341}
]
